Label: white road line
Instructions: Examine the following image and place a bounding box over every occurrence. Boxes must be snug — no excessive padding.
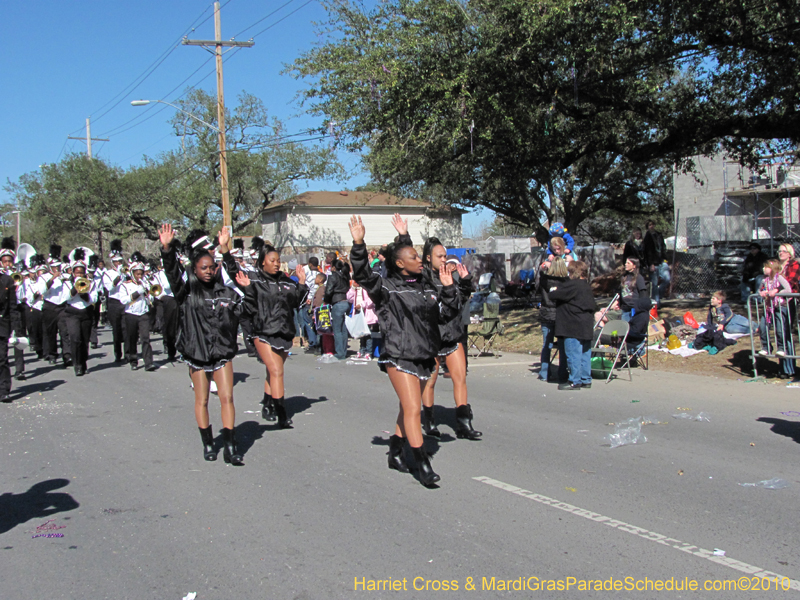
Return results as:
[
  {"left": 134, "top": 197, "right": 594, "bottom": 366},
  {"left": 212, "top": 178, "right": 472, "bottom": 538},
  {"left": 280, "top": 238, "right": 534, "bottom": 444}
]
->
[
  {"left": 474, "top": 476, "right": 800, "bottom": 591},
  {"left": 467, "top": 361, "right": 535, "bottom": 368}
]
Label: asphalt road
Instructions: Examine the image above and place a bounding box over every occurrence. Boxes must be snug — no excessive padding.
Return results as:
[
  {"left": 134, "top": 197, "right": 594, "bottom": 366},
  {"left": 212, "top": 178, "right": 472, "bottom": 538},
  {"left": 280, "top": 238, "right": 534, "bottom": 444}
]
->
[{"left": 1, "top": 328, "right": 800, "bottom": 599}]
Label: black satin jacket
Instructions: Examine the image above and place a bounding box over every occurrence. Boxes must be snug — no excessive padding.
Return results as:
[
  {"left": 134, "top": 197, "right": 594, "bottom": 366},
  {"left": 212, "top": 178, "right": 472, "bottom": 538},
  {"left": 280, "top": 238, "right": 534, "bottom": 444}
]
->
[
  {"left": 422, "top": 266, "right": 472, "bottom": 346},
  {"left": 350, "top": 242, "right": 459, "bottom": 360},
  {"left": 162, "top": 248, "right": 242, "bottom": 364},
  {"left": 242, "top": 270, "right": 308, "bottom": 339}
]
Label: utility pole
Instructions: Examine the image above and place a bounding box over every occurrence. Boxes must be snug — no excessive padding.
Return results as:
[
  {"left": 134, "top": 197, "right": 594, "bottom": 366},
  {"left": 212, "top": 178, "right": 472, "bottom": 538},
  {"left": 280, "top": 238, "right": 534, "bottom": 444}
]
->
[
  {"left": 67, "top": 117, "right": 109, "bottom": 158},
  {"left": 183, "top": 1, "right": 254, "bottom": 233}
]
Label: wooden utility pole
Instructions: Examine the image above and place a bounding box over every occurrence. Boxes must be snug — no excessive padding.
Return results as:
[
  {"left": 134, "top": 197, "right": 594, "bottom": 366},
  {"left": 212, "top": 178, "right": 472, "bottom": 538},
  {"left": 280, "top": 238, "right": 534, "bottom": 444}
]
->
[
  {"left": 182, "top": 1, "right": 254, "bottom": 233},
  {"left": 68, "top": 117, "right": 109, "bottom": 158}
]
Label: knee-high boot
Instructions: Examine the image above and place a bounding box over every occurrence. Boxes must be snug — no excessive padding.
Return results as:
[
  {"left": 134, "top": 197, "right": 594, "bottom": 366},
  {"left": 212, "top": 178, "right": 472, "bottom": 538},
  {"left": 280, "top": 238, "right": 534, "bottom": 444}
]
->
[
  {"left": 388, "top": 435, "right": 409, "bottom": 473},
  {"left": 199, "top": 426, "right": 217, "bottom": 461},
  {"left": 273, "top": 396, "right": 293, "bottom": 428},
  {"left": 411, "top": 446, "right": 440, "bottom": 487},
  {"left": 455, "top": 404, "right": 482, "bottom": 440},
  {"left": 421, "top": 405, "right": 441, "bottom": 438},
  {"left": 222, "top": 428, "right": 244, "bottom": 465}
]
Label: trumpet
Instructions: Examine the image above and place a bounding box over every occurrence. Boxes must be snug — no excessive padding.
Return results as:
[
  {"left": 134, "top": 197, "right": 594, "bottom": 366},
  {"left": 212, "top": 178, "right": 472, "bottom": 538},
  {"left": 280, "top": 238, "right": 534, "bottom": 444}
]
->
[
  {"left": 74, "top": 277, "right": 91, "bottom": 294},
  {"left": 149, "top": 283, "right": 163, "bottom": 297},
  {"left": 11, "top": 272, "right": 23, "bottom": 284}
]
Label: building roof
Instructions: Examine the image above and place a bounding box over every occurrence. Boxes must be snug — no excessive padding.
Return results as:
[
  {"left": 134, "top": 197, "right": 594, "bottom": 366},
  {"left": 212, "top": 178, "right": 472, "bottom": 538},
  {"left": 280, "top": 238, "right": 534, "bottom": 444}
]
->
[{"left": 264, "top": 191, "right": 435, "bottom": 212}]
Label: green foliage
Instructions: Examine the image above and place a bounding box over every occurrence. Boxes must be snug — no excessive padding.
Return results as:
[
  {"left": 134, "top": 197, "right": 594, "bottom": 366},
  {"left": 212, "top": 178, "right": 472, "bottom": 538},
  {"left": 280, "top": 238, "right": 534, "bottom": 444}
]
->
[{"left": 291, "top": 0, "right": 798, "bottom": 236}]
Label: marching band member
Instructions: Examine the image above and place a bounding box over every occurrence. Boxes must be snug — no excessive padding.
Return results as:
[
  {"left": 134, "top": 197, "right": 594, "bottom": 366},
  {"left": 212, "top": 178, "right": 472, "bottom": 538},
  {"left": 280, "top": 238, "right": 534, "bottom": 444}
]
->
[
  {"left": 104, "top": 241, "right": 127, "bottom": 363},
  {"left": 42, "top": 245, "right": 72, "bottom": 367},
  {"left": 28, "top": 256, "right": 49, "bottom": 359},
  {"left": 160, "top": 223, "right": 245, "bottom": 465},
  {"left": 152, "top": 249, "right": 179, "bottom": 363},
  {"left": 0, "top": 263, "right": 17, "bottom": 402},
  {"left": 118, "top": 252, "right": 156, "bottom": 372},
  {"left": 238, "top": 240, "right": 307, "bottom": 428},
  {"left": 348, "top": 215, "right": 460, "bottom": 487},
  {"left": 63, "top": 249, "right": 98, "bottom": 377},
  {"left": 1, "top": 238, "right": 26, "bottom": 380}
]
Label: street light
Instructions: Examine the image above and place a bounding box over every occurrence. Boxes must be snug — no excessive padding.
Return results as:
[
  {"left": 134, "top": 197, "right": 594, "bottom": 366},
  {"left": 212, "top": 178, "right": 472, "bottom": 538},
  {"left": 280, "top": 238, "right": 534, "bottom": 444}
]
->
[{"left": 131, "top": 99, "right": 231, "bottom": 233}]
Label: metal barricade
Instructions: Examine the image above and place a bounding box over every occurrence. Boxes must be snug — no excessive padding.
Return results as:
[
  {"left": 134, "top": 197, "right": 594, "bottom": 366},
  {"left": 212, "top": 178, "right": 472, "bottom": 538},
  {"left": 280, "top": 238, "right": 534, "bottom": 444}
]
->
[{"left": 747, "top": 293, "right": 800, "bottom": 378}]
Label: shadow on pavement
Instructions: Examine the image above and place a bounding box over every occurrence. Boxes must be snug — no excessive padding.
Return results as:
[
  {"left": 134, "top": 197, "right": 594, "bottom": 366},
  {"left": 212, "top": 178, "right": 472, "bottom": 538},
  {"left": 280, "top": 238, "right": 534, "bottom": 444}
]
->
[
  {"left": 9, "top": 379, "right": 67, "bottom": 401},
  {"left": 756, "top": 417, "right": 800, "bottom": 445},
  {"left": 0, "top": 478, "right": 80, "bottom": 535},
  {"left": 234, "top": 420, "right": 268, "bottom": 456}
]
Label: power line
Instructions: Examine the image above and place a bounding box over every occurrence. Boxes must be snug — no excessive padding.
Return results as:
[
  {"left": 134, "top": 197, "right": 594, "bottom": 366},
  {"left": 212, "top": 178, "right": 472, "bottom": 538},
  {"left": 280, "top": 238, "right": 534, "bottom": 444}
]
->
[
  {"left": 250, "top": 0, "right": 315, "bottom": 39},
  {"left": 231, "top": 0, "right": 298, "bottom": 38}
]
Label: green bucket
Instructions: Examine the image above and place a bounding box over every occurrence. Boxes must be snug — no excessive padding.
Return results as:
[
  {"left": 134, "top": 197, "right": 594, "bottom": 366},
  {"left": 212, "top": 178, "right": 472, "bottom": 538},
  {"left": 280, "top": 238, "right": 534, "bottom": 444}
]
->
[{"left": 591, "top": 356, "right": 613, "bottom": 379}]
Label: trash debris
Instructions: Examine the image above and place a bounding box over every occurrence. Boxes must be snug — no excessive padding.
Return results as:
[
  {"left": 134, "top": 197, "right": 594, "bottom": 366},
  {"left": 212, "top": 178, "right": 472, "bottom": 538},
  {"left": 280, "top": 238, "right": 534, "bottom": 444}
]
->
[
  {"left": 577, "top": 429, "right": 589, "bottom": 434},
  {"left": 739, "top": 477, "right": 789, "bottom": 489},
  {"left": 565, "top": 487, "right": 577, "bottom": 492},
  {"left": 750, "top": 442, "right": 755, "bottom": 447},
  {"left": 182, "top": 594, "right": 197, "bottom": 600},
  {"left": 317, "top": 354, "right": 338, "bottom": 364},
  {"left": 631, "top": 400, "right": 640, "bottom": 403},
  {"left": 345, "top": 360, "right": 368, "bottom": 366},
  {"left": 678, "top": 470, "right": 684, "bottom": 475},
  {"left": 780, "top": 411, "right": 800, "bottom": 417},
  {"left": 243, "top": 411, "right": 258, "bottom": 414},
  {"left": 713, "top": 548, "right": 726, "bottom": 556},
  {"left": 580, "top": 469, "right": 595, "bottom": 474},
  {"left": 676, "top": 407, "right": 691, "bottom": 411},
  {"left": 603, "top": 418, "right": 647, "bottom": 448},
  {"left": 672, "top": 411, "right": 710, "bottom": 421}
]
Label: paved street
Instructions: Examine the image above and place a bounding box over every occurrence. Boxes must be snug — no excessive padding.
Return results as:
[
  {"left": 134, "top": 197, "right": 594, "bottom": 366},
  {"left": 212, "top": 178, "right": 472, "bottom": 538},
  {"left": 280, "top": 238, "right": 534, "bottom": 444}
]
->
[{"left": 2, "top": 327, "right": 800, "bottom": 599}]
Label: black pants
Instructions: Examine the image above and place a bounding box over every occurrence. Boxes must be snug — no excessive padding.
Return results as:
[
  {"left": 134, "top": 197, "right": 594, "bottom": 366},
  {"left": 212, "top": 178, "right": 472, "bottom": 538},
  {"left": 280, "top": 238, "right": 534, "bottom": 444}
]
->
[
  {"left": 160, "top": 296, "right": 179, "bottom": 360},
  {"left": 65, "top": 306, "right": 93, "bottom": 371},
  {"left": 124, "top": 313, "right": 152, "bottom": 368},
  {"left": 89, "top": 301, "right": 101, "bottom": 346},
  {"left": 42, "top": 301, "right": 70, "bottom": 364},
  {"left": 26, "top": 306, "right": 43, "bottom": 358},
  {"left": 0, "top": 326, "right": 10, "bottom": 398},
  {"left": 11, "top": 306, "right": 25, "bottom": 376},
  {"left": 107, "top": 298, "right": 126, "bottom": 361}
]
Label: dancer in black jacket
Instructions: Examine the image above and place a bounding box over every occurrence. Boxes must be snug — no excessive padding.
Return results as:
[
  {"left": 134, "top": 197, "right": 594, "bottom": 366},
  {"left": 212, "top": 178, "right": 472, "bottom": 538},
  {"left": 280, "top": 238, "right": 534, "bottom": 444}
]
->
[
  {"left": 159, "top": 224, "right": 246, "bottom": 465},
  {"left": 237, "top": 243, "right": 307, "bottom": 428},
  {"left": 348, "top": 215, "right": 460, "bottom": 487}
]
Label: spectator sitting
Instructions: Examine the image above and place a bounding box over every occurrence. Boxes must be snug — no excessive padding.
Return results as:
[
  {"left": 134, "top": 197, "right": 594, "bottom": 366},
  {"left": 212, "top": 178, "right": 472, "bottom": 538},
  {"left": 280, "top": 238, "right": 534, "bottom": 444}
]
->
[
  {"left": 707, "top": 290, "right": 752, "bottom": 334},
  {"left": 627, "top": 294, "right": 652, "bottom": 351}
]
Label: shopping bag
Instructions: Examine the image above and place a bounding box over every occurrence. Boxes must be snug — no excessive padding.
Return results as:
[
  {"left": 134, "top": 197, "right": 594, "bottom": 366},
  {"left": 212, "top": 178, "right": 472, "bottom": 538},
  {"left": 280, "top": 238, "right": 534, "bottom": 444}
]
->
[
  {"left": 683, "top": 311, "right": 700, "bottom": 329},
  {"left": 345, "top": 308, "right": 370, "bottom": 338},
  {"left": 314, "top": 305, "right": 333, "bottom": 334}
]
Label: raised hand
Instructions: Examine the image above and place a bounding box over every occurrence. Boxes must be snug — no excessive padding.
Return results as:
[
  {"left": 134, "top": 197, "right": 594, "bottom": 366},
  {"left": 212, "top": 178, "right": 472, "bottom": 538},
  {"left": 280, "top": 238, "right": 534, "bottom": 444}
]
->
[
  {"left": 159, "top": 224, "right": 175, "bottom": 250},
  {"left": 235, "top": 271, "right": 251, "bottom": 287},
  {"left": 217, "top": 226, "right": 231, "bottom": 253},
  {"left": 295, "top": 265, "right": 306, "bottom": 285},
  {"left": 439, "top": 263, "right": 454, "bottom": 286},
  {"left": 349, "top": 215, "right": 365, "bottom": 244},
  {"left": 391, "top": 213, "right": 408, "bottom": 235},
  {"left": 456, "top": 263, "right": 469, "bottom": 279}
]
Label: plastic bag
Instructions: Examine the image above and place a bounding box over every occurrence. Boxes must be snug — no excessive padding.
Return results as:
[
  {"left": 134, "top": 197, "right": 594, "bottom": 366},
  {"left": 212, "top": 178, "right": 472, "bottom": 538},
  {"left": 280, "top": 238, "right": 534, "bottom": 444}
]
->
[
  {"left": 672, "top": 411, "right": 710, "bottom": 421},
  {"left": 683, "top": 311, "right": 700, "bottom": 329},
  {"left": 317, "top": 354, "right": 338, "bottom": 364},
  {"left": 314, "top": 305, "right": 333, "bottom": 334},
  {"left": 604, "top": 420, "right": 647, "bottom": 448},
  {"left": 345, "top": 309, "right": 370, "bottom": 338},
  {"left": 738, "top": 477, "right": 789, "bottom": 489}
]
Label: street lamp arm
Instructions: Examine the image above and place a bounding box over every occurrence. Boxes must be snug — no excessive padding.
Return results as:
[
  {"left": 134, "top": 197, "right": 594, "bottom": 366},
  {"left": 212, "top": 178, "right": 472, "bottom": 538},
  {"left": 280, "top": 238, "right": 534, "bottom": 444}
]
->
[{"left": 130, "top": 99, "right": 221, "bottom": 133}]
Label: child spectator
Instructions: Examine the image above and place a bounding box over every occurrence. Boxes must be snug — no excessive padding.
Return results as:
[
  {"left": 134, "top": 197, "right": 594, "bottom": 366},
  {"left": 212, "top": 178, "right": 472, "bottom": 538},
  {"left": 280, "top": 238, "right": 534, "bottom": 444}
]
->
[
  {"left": 347, "top": 281, "right": 378, "bottom": 360},
  {"left": 546, "top": 223, "right": 575, "bottom": 259},
  {"left": 312, "top": 273, "right": 335, "bottom": 357},
  {"left": 707, "top": 290, "right": 751, "bottom": 334},
  {"left": 756, "top": 259, "right": 792, "bottom": 365},
  {"left": 549, "top": 261, "right": 598, "bottom": 391}
]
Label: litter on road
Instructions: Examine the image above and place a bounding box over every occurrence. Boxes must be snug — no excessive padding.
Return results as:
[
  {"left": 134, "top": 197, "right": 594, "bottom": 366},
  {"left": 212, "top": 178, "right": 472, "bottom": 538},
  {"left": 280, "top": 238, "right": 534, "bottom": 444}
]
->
[{"left": 739, "top": 477, "right": 789, "bottom": 489}]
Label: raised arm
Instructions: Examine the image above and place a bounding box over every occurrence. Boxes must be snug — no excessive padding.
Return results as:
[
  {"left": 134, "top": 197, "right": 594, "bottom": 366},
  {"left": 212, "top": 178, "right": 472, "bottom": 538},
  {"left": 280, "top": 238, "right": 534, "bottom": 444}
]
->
[{"left": 348, "top": 215, "right": 385, "bottom": 303}]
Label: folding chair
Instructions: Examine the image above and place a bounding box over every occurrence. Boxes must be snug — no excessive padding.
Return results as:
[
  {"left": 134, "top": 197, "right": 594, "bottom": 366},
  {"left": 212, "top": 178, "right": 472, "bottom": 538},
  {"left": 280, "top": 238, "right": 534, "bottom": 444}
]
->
[
  {"left": 590, "top": 320, "right": 633, "bottom": 382},
  {"left": 468, "top": 318, "right": 505, "bottom": 357},
  {"left": 625, "top": 330, "right": 649, "bottom": 370}
]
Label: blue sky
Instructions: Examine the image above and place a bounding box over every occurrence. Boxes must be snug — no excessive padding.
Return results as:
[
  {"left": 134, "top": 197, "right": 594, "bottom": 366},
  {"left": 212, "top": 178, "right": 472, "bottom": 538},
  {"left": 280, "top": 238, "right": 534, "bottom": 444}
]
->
[{"left": 1, "top": 0, "right": 488, "bottom": 235}]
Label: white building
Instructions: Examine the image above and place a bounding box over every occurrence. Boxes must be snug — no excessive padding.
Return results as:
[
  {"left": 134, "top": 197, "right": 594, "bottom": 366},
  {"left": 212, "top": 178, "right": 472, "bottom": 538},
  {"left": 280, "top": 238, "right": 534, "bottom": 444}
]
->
[{"left": 261, "top": 191, "right": 463, "bottom": 251}]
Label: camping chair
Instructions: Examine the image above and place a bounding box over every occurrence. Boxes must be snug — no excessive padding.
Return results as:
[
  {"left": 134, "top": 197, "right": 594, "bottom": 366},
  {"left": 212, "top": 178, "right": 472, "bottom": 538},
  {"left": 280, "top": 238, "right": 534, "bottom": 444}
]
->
[
  {"left": 625, "top": 330, "right": 649, "bottom": 370},
  {"left": 591, "top": 320, "right": 633, "bottom": 382},
  {"left": 468, "top": 317, "right": 505, "bottom": 357}
]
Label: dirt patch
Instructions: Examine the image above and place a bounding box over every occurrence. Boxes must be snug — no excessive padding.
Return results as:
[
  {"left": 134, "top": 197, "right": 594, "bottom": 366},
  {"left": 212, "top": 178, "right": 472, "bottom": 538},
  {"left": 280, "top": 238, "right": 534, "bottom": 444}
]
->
[{"left": 476, "top": 299, "right": 788, "bottom": 382}]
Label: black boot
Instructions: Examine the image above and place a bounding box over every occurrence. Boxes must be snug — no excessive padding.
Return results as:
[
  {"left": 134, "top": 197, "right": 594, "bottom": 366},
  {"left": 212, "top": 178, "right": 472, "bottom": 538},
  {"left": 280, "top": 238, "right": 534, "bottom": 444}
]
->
[
  {"left": 455, "top": 404, "right": 482, "bottom": 440},
  {"left": 261, "top": 393, "right": 276, "bottom": 422},
  {"left": 421, "top": 405, "right": 441, "bottom": 438},
  {"left": 222, "top": 428, "right": 243, "bottom": 465},
  {"left": 199, "top": 426, "right": 217, "bottom": 461},
  {"left": 273, "top": 396, "right": 293, "bottom": 428},
  {"left": 411, "top": 446, "right": 440, "bottom": 487},
  {"left": 387, "top": 435, "right": 409, "bottom": 473}
]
